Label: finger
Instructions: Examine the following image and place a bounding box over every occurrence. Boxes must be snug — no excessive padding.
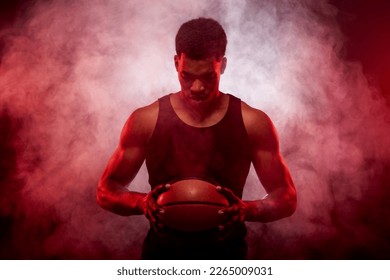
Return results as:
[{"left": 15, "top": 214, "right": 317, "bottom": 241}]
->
[
  {"left": 148, "top": 198, "right": 166, "bottom": 218},
  {"left": 218, "top": 228, "right": 236, "bottom": 241},
  {"left": 217, "top": 208, "right": 227, "bottom": 224},
  {"left": 144, "top": 184, "right": 171, "bottom": 232},
  {"left": 151, "top": 212, "right": 166, "bottom": 233},
  {"left": 150, "top": 220, "right": 161, "bottom": 233},
  {"left": 146, "top": 207, "right": 165, "bottom": 231},
  {"left": 218, "top": 210, "right": 238, "bottom": 229},
  {"left": 218, "top": 209, "right": 240, "bottom": 225},
  {"left": 217, "top": 216, "right": 242, "bottom": 241},
  {"left": 216, "top": 186, "right": 239, "bottom": 204},
  {"left": 223, "top": 214, "right": 241, "bottom": 228},
  {"left": 144, "top": 195, "right": 163, "bottom": 222},
  {"left": 151, "top": 183, "right": 171, "bottom": 199},
  {"left": 218, "top": 207, "right": 238, "bottom": 224},
  {"left": 219, "top": 205, "right": 239, "bottom": 215},
  {"left": 148, "top": 185, "right": 170, "bottom": 211},
  {"left": 217, "top": 223, "right": 236, "bottom": 241},
  {"left": 146, "top": 209, "right": 156, "bottom": 224}
]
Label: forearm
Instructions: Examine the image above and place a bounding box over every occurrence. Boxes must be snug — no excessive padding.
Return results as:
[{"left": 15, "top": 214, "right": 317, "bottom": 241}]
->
[
  {"left": 97, "top": 178, "right": 146, "bottom": 216},
  {"left": 243, "top": 187, "right": 296, "bottom": 223}
]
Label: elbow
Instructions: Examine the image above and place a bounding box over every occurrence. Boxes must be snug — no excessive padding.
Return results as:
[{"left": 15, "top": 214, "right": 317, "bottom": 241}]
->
[
  {"left": 285, "top": 201, "right": 297, "bottom": 218},
  {"left": 96, "top": 182, "right": 111, "bottom": 210},
  {"left": 96, "top": 189, "right": 104, "bottom": 208},
  {"left": 285, "top": 187, "right": 297, "bottom": 217}
]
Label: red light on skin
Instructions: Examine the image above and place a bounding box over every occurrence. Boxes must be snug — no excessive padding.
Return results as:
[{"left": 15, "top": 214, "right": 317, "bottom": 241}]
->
[
  {"left": 175, "top": 53, "right": 226, "bottom": 105},
  {"left": 0, "top": 0, "right": 389, "bottom": 260}
]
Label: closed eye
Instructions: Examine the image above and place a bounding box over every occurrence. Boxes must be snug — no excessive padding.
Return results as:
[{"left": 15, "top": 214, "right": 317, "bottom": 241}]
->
[
  {"left": 180, "top": 72, "right": 192, "bottom": 80},
  {"left": 203, "top": 73, "right": 216, "bottom": 80}
]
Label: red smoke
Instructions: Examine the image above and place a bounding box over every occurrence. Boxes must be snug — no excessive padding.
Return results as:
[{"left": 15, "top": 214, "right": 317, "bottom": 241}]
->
[{"left": 0, "top": 0, "right": 389, "bottom": 259}]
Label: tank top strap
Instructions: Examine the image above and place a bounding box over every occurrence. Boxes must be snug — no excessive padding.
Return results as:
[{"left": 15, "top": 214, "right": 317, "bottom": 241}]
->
[
  {"left": 220, "top": 94, "right": 245, "bottom": 130},
  {"left": 154, "top": 94, "right": 183, "bottom": 130},
  {"left": 157, "top": 94, "right": 175, "bottom": 119},
  {"left": 225, "top": 94, "right": 241, "bottom": 117}
]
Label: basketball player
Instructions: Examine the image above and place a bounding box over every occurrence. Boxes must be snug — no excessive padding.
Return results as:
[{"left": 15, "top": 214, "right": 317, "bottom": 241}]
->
[{"left": 97, "top": 18, "right": 297, "bottom": 259}]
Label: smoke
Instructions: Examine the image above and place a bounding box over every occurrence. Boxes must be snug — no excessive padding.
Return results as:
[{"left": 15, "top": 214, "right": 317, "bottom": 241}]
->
[{"left": 0, "top": 0, "right": 389, "bottom": 259}]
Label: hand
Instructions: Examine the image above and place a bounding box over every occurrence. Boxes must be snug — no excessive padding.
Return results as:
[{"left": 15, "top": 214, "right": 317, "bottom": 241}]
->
[
  {"left": 216, "top": 186, "right": 247, "bottom": 241},
  {"left": 141, "top": 183, "right": 170, "bottom": 233}
]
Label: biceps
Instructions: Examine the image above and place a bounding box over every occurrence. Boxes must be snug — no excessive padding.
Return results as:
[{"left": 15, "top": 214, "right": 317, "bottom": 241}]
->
[
  {"left": 102, "top": 145, "right": 145, "bottom": 186},
  {"left": 252, "top": 150, "right": 293, "bottom": 192}
]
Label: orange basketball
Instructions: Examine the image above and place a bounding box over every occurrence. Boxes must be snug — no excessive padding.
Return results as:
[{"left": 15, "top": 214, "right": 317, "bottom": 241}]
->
[{"left": 157, "top": 179, "right": 229, "bottom": 231}]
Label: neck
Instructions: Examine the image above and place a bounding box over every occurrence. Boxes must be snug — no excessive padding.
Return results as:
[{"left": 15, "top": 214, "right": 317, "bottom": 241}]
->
[{"left": 179, "top": 91, "right": 223, "bottom": 122}]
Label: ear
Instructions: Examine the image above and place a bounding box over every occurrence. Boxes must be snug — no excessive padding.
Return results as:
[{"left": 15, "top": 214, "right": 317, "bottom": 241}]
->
[
  {"left": 220, "top": 57, "right": 227, "bottom": 74},
  {"left": 174, "top": 54, "right": 180, "bottom": 71}
]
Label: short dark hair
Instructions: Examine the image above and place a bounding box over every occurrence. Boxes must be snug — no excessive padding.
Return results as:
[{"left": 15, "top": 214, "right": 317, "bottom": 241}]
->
[{"left": 175, "top": 17, "right": 227, "bottom": 60}]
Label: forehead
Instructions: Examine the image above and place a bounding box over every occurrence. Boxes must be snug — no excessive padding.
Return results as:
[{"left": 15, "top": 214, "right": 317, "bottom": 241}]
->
[{"left": 178, "top": 53, "right": 219, "bottom": 74}]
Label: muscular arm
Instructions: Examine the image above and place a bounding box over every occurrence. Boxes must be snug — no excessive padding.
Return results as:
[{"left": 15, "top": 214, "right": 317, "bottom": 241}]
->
[
  {"left": 242, "top": 103, "right": 297, "bottom": 222},
  {"left": 96, "top": 103, "right": 158, "bottom": 216}
]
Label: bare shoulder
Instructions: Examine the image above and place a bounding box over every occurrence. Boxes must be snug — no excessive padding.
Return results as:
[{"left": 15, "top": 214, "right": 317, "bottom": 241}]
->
[
  {"left": 241, "top": 101, "right": 279, "bottom": 151},
  {"left": 131, "top": 100, "right": 159, "bottom": 125},
  {"left": 120, "top": 100, "right": 159, "bottom": 147},
  {"left": 241, "top": 101, "right": 274, "bottom": 135}
]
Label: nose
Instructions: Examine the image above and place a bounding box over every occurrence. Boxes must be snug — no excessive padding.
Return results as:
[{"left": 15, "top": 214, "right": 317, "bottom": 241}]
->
[{"left": 190, "top": 79, "right": 205, "bottom": 92}]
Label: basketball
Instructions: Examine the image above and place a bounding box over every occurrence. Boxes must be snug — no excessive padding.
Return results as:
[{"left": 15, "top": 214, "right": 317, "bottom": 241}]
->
[{"left": 157, "top": 179, "right": 229, "bottom": 231}]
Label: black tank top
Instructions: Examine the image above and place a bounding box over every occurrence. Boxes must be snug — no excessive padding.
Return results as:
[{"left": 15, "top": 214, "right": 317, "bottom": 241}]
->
[{"left": 145, "top": 94, "right": 251, "bottom": 198}]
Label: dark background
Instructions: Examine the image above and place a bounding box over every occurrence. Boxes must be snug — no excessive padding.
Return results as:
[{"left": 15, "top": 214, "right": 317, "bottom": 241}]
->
[{"left": 1, "top": 0, "right": 390, "bottom": 259}]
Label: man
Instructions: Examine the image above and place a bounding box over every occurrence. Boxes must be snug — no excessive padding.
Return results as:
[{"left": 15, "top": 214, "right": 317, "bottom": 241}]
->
[{"left": 97, "top": 18, "right": 296, "bottom": 259}]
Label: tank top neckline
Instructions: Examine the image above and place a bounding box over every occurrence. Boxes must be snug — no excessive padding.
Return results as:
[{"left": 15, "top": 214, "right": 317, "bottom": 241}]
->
[{"left": 166, "top": 93, "right": 233, "bottom": 129}]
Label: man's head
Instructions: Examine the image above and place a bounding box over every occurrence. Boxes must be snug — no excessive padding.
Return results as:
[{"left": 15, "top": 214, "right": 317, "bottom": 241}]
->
[
  {"left": 174, "top": 18, "right": 227, "bottom": 105},
  {"left": 175, "top": 17, "right": 227, "bottom": 61}
]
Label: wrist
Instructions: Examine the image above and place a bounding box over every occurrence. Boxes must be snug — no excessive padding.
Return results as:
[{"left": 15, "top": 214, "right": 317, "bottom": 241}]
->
[
  {"left": 242, "top": 201, "right": 254, "bottom": 222},
  {"left": 243, "top": 200, "right": 264, "bottom": 222},
  {"left": 135, "top": 192, "right": 148, "bottom": 215}
]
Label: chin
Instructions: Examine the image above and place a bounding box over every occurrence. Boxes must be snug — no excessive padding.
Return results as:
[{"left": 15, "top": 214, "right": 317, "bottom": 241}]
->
[
  {"left": 190, "top": 96, "right": 209, "bottom": 103},
  {"left": 189, "top": 92, "right": 216, "bottom": 103}
]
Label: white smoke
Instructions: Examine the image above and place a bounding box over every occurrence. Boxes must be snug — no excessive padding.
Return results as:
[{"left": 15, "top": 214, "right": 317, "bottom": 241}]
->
[{"left": 0, "top": 0, "right": 389, "bottom": 259}]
